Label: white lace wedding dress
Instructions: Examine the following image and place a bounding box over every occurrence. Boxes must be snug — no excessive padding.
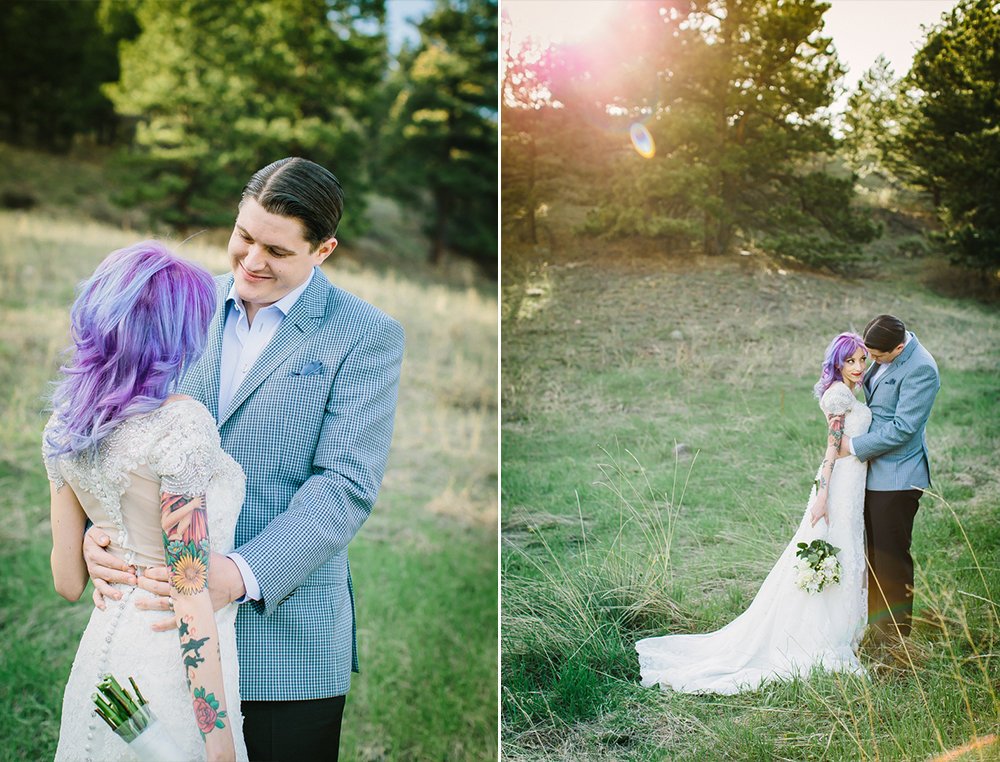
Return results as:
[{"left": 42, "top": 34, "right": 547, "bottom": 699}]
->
[
  {"left": 636, "top": 383, "right": 871, "bottom": 694},
  {"left": 44, "top": 399, "right": 249, "bottom": 762}
]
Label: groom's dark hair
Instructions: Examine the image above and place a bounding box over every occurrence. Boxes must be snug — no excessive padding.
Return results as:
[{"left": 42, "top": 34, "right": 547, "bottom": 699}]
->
[
  {"left": 241, "top": 157, "right": 344, "bottom": 249},
  {"left": 863, "top": 314, "right": 906, "bottom": 352}
]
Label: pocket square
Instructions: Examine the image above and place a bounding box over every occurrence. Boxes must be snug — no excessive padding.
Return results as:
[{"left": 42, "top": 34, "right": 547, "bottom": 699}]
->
[{"left": 290, "top": 360, "right": 324, "bottom": 376}]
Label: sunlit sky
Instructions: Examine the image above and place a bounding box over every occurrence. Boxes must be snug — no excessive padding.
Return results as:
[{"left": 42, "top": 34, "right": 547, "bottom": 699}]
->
[
  {"left": 385, "top": 0, "right": 436, "bottom": 52},
  {"left": 502, "top": 0, "right": 961, "bottom": 109}
]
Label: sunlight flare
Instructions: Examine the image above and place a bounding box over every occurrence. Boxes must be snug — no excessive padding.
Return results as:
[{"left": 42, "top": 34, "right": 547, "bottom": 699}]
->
[
  {"left": 629, "top": 122, "right": 655, "bottom": 158},
  {"left": 504, "top": 0, "right": 619, "bottom": 48},
  {"left": 928, "top": 734, "right": 999, "bottom": 762}
]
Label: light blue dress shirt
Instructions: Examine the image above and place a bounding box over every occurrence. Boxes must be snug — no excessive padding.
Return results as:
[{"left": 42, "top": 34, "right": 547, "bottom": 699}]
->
[{"left": 221, "top": 269, "right": 315, "bottom": 601}]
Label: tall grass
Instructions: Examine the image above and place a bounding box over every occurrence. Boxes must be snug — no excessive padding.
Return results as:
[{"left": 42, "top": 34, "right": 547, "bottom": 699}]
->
[
  {"left": 0, "top": 209, "right": 498, "bottom": 762},
  {"left": 501, "top": 253, "right": 1000, "bottom": 761}
]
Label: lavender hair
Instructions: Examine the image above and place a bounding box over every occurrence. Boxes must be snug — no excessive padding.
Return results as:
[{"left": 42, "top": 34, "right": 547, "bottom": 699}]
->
[
  {"left": 45, "top": 240, "right": 217, "bottom": 459},
  {"left": 813, "top": 332, "right": 867, "bottom": 399}
]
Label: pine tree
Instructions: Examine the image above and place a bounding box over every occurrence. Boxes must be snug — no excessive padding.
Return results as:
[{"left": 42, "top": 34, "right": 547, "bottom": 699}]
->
[
  {"left": 538, "top": 0, "right": 879, "bottom": 271},
  {"left": 901, "top": 0, "right": 1000, "bottom": 273},
  {"left": 103, "top": 0, "right": 386, "bottom": 236},
  {"left": 841, "top": 56, "right": 916, "bottom": 186},
  {"left": 0, "top": 1, "right": 130, "bottom": 150},
  {"left": 380, "top": 0, "right": 498, "bottom": 267}
]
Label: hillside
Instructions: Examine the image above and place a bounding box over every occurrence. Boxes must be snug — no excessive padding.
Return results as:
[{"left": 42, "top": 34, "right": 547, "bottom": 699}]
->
[
  {"left": 1, "top": 142, "right": 496, "bottom": 291},
  {"left": 500, "top": 224, "right": 1000, "bottom": 761}
]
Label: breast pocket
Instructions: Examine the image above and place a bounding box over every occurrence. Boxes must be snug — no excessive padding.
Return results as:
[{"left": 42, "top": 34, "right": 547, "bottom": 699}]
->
[{"left": 274, "top": 375, "right": 333, "bottom": 472}]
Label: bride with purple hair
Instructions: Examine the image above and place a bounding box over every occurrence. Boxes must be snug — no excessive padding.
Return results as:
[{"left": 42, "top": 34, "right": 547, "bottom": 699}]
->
[
  {"left": 44, "top": 241, "right": 247, "bottom": 760},
  {"left": 636, "top": 332, "right": 871, "bottom": 694}
]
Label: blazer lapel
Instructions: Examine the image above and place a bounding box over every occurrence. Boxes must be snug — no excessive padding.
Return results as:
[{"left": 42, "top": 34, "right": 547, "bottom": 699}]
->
[
  {"left": 218, "top": 268, "right": 330, "bottom": 427},
  {"left": 181, "top": 275, "right": 228, "bottom": 420},
  {"left": 200, "top": 276, "right": 231, "bottom": 421}
]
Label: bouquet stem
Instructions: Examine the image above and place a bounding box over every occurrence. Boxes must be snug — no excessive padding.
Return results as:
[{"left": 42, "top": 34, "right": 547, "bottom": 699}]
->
[{"left": 92, "top": 674, "right": 185, "bottom": 761}]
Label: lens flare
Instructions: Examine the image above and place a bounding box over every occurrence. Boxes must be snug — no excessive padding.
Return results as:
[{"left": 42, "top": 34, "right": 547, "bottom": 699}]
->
[
  {"left": 630, "top": 122, "right": 655, "bottom": 158},
  {"left": 929, "top": 734, "right": 998, "bottom": 762}
]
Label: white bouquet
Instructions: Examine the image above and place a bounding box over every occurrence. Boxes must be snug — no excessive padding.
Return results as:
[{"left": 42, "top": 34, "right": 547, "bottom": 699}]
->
[{"left": 794, "top": 539, "right": 842, "bottom": 594}]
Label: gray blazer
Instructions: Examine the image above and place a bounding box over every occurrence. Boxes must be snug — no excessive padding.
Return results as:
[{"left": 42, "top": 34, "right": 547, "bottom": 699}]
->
[
  {"left": 852, "top": 332, "right": 939, "bottom": 492},
  {"left": 180, "top": 268, "right": 404, "bottom": 700}
]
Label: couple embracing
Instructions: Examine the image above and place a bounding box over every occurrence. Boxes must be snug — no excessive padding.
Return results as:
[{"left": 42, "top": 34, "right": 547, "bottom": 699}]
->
[
  {"left": 637, "top": 315, "right": 940, "bottom": 694},
  {"left": 46, "top": 158, "right": 404, "bottom": 760}
]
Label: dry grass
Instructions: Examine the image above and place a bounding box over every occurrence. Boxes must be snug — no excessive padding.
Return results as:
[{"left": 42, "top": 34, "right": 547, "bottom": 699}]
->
[
  {"left": 501, "top": 235, "right": 1000, "bottom": 760},
  {"left": 0, "top": 206, "right": 498, "bottom": 762}
]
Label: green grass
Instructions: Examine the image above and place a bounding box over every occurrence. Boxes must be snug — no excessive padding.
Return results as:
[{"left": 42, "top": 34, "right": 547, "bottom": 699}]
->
[
  {"left": 0, "top": 208, "right": 498, "bottom": 762},
  {"left": 501, "top": 249, "right": 1000, "bottom": 761}
]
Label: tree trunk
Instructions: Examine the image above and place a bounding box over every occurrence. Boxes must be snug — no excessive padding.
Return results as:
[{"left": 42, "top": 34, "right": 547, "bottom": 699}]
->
[
  {"left": 526, "top": 131, "right": 537, "bottom": 245},
  {"left": 430, "top": 188, "right": 451, "bottom": 265},
  {"left": 174, "top": 165, "right": 197, "bottom": 237},
  {"left": 703, "top": 0, "right": 740, "bottom": 257}
]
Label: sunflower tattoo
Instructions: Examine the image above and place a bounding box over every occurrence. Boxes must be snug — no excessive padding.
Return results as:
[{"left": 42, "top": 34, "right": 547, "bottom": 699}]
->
[
  {"left": 161, "top": 493, "right": 211, "bottom": 596},
  {"left": 171, "top": 546, "right": 209, "bottom": 595}
]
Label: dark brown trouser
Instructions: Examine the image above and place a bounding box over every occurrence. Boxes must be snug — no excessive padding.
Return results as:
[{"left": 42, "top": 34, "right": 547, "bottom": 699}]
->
[{"left": 864, "top": 488, "right": 921, "bottom": 640}]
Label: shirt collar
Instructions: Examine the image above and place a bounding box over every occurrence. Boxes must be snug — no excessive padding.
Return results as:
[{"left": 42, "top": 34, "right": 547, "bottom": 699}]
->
[{"left": 225, "top": 268, "right": 315, "bottom": 318}]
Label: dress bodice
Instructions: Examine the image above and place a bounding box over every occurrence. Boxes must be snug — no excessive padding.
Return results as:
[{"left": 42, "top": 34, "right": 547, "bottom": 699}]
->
[
  {"left": 47, "top": 399, "right": 249, "bottom": 761},
  {"left": 43, "top": 399, "right": 245, "bottom": 572}
]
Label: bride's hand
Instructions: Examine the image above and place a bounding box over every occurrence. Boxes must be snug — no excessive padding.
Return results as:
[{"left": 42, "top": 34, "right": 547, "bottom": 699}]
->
[
  {"left": 810, "top": 496, "right": 829, "bottom": 527},
  {"left": 83, "top": 527, "right": 137, "bottom": 609},
  {"left": 134, "top": 567, "right": 175, "bottom": 631}
]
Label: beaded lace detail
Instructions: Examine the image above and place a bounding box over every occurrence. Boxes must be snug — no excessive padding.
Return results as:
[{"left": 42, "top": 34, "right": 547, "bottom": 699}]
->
[
  {"left": 820, "top": 382, "right": 860, "bottom": 418},
  {"left": 43, "top": 401, "right": 241, "bottom": 568}
]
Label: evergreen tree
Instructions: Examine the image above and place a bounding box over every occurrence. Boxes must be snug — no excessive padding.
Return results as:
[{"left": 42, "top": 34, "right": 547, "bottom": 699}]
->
[
  {"left": 103, "top": 0, "right": 386, "bottom": 236},
  {"left": 0, "top": 1, "right": 132, "bottom": 151},
  {"left": 501, "top": 30, "right": 552, "bottom": 246},
  {"left": 381, "top": 0, "right": 498, "bottom": 267},
  {"left": 901, "top": 0, "right": 1000, "bottom": 273},
  {"left": 841, "top": 56, "right": 915, "bottom": 186},
  {"left": 500, "top": 20, "right": 621, "bottom": 249},
  {"left": 543, "top": 0, "right": 879, "bottom": 270}
]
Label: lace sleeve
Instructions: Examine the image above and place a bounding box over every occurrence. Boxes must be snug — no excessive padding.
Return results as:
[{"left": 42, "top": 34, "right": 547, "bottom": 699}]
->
[
  {"left": 147, "top": 401, "right": 223, "bottom": 497},
  {"left": 41, "top": 412, "right": 66, "bottom": 492},
  {"left": 820, "top": 383, "right": 856, "bottom": 417}
]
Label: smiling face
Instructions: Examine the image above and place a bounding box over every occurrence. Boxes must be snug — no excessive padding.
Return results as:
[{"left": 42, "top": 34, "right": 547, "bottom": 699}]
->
[
  {"left": 840, "top": 346, "right": 868, "bottom": 389},
  {"left": 228, "top": 198, "right": 337, "bottom": 322}
]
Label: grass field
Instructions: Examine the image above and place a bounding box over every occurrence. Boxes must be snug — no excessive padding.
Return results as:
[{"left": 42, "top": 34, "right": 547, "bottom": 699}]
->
[
  {"left": 0, "top": 209, "right": 498, "bottom": 762},
  {"left": 501, "top": 242, "right": 1000, "bottom": 761}
]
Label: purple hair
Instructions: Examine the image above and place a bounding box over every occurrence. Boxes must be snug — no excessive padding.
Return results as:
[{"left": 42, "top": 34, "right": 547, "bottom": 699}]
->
[
  {"left": 45, "top": 240, "right": 217, "bottom": 459},
  {"left": 814, "top": 332, "right": 867, "bottom": 399}
]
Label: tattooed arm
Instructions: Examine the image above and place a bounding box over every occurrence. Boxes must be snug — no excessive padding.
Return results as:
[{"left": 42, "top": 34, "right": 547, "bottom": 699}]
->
[
  {"left": 810, "top": 413, "right": 845, "bottom": 527},
  {"left": 161, "top": 493, "right": 236, "bottom": 762}
]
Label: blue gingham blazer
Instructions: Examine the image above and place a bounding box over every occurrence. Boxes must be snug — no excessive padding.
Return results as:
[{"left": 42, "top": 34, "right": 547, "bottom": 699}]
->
[
  {"left": 852, "top": 332, "right": 939, "bottom": 492},
  {"left": 179, "top": 267, "right": 404, "bottom": 700}
]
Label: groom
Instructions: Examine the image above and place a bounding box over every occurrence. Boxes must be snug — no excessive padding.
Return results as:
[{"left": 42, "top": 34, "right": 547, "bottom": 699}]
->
[
  {"left": 84, "top": 157, "right": 404, "bottom": 760},
  {"left": 843, "top": 314, "right": 939, "bottom": 643}
]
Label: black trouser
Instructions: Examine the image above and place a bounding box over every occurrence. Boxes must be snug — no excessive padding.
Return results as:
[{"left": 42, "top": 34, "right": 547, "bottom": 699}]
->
[
  {"left": 864, "top": 488, "right": 921, "bottom": 639},
  {"left": 242, "top": 695, "right": 346, "bottom": 762}
]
